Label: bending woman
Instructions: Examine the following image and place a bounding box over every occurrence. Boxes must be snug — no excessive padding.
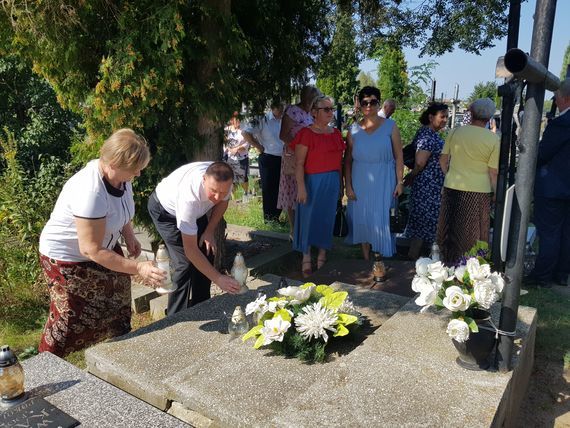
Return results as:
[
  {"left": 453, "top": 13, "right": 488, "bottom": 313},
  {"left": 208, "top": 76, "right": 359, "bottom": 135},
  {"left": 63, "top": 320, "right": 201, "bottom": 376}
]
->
[{"left": 38, "top": 129, "right": 165, "bottom": 357}]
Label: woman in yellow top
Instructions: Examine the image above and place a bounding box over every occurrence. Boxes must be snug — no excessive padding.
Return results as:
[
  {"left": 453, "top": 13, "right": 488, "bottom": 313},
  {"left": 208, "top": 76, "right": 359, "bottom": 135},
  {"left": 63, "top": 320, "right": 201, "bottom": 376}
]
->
[{"left": 437, "top": 98, "right": 500, "bottom": 264}]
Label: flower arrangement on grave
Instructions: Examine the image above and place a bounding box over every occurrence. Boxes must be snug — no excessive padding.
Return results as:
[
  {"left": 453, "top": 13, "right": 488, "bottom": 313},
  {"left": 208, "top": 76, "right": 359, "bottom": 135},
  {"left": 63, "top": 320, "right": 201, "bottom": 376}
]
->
[
  {"left": 411, "top": 242, "right": 506, "bottom": 343},
  {"left": 242, "top": 283, "right": 362, "bottom": 363}
]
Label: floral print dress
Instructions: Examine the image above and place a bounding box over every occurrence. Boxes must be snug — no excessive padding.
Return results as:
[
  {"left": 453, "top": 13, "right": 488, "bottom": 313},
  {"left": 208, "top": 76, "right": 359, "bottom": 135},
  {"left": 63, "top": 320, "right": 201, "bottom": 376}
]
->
[
  {"left": 403, "top": 126, "right": 445, "bottom": 243},
  {"left": 277, "top": 105, "right": 313, "bottom": 210}
]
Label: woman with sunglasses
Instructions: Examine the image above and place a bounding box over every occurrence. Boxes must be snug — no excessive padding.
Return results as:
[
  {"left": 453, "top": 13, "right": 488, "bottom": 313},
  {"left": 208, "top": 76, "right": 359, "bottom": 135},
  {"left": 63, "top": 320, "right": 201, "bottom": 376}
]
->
[
  {"left": 345, "top": 86, "right": 404, "bottom": 260},
  {"left": 292, "top": 95, "right": 345, "bottom": 277}
]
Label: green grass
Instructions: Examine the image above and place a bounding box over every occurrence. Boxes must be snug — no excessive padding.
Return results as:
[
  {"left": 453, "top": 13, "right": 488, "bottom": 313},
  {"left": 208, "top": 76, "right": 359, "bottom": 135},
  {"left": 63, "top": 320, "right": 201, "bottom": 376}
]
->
[
  {"left": 520, "top": 287, "right": 570, "bottom": 368},
  {"left": 224, "top": 184, "right": 289, "bottom": 233}
]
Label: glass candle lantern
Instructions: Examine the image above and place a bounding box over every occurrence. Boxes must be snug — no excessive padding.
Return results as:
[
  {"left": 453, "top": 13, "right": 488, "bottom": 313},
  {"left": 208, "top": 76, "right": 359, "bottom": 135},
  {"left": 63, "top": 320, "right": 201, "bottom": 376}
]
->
[
  {"left": 372, "top": 253, "right": 387, "bottom": 283},
  {"left": 0, "top": 345, "right": 26, "bottom": 408}
]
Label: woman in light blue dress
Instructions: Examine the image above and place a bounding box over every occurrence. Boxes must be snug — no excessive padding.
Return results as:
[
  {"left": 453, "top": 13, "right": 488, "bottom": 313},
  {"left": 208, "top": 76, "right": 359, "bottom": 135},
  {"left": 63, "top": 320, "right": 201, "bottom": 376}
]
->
[{"left": 344, "top": 86, "right": 404, "bottom": 259}]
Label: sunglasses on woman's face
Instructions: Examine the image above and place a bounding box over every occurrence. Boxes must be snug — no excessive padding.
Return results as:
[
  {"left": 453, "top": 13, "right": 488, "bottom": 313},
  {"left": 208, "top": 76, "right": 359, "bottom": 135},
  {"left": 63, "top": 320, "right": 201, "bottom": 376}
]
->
[
  {"left": 361, "top": 99, "right": 380, "bottom": 107},
  {"left": 316, "top": 107, "right": 335, "bottom": 113}
]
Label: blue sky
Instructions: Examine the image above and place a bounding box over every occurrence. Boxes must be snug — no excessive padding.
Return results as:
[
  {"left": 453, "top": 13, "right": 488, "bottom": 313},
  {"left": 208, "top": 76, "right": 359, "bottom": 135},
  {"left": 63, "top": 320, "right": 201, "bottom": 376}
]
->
[{"left": 360, "top": 0, "right": 569, "bottom": 100}]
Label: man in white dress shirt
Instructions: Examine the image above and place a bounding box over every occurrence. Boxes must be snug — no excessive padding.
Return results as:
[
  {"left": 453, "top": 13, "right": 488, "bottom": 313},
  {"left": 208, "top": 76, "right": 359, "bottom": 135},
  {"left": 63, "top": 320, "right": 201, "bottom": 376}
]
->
[
  {"left": 243, "top": 101, "right": 284, "bottom": 221},
  {"left": 148, "top": 161, "right": 240, "bottom": 314},
  {"left": 378, "top": 99, "right": 396, "bottom": 119}
]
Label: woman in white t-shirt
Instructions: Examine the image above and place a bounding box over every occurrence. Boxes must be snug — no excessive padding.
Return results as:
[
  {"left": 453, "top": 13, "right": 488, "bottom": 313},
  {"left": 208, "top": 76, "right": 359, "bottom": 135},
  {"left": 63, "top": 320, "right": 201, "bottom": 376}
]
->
[{"left": 38, "top": 128, "right": 165, "bottom": 357}]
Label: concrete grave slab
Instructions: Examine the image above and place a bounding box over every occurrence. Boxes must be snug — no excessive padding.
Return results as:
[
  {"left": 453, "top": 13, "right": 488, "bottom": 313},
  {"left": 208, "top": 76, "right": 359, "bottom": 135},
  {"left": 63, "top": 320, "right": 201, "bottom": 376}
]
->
[
  {"left": 19, "top": 352, "right": 187, "bottom": 427},
  {"left": 86, "top": 275, "right": 536, "bottom": 427}
]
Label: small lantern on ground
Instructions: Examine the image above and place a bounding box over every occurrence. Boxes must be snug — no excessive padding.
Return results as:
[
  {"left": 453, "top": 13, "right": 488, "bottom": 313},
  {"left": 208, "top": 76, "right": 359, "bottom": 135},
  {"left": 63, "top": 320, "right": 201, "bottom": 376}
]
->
[
  {"left": 231, "top": 252, "right": 249, "bottom": 294},
  {"left": 430, "top": 242, "right": 441, "bottom": 262},
  {"left": 0, "top": 345, "right": 26, "bottom": 409},
  {"left": 372, "top": 253, "right": 387, "bottom": 283},
  {"left": 228, "top": 306, "right": 249, "bottom": 339}
]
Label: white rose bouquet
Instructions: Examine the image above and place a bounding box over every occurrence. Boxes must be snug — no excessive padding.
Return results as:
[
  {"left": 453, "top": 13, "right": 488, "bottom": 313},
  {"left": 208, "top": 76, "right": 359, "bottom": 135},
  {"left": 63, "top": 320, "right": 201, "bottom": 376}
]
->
[
  {"left": 411, "top": 243, "right": 506, "bottom": 343},
  {"left": 242, "top": 283, "right": 363, "bottom": 362}
]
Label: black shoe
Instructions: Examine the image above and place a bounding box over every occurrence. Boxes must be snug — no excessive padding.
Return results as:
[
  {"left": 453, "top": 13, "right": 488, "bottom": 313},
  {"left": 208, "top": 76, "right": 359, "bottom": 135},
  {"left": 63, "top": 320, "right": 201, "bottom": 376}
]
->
[
  {"left": 523, "top": 276, "right": 551, "bottom": 288},
  {"left": 555, "top": 275, "right": 569, "bottom": 286},
  {"left": 537, "top": 280, "right": 552, "bottom": 289}
]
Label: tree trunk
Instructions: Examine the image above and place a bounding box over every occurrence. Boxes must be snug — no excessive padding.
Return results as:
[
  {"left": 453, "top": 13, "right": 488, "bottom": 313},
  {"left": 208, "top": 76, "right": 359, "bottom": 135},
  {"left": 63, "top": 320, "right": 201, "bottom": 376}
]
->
[{"left": 195, "top": 0, "right": 231, "bottom": 271}]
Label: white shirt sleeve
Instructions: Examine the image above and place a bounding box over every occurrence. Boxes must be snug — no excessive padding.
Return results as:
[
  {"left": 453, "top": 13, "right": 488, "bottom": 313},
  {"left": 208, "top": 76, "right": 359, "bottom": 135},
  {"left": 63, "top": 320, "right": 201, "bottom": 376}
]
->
[
  {"left": 71, "top": 190, "right": 107, "bottom": 219},
  {"left": 175, "top": 186, "right": 199, "bottom": 236}
]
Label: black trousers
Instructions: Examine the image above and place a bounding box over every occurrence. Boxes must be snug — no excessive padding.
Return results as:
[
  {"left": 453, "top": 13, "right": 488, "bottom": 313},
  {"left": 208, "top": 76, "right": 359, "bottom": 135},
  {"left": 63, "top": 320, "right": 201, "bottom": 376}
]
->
[
  {"left": 147, "top": 192, "right": 213, "bottom": 315},
  {"left": 258, "top": 153, "right": 282, "bottom": 221},
  {"left": 532, "top": 195, "right": 570, "bottom": 283}
]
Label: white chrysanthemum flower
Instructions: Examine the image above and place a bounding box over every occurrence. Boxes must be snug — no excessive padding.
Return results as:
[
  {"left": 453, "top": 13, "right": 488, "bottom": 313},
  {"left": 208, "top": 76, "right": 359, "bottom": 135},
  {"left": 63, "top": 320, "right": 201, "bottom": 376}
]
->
[
  {"left": 261, "top": 316, "right": 291, "bottom": 345},
  {"left": 245, "top": 294, "right": 267, "bottom": 316},
  {"left": 278, "top": 285, "right": 314, "bottom": 305},
  {"left": 295, "top": 302, "right": 338, "bottom": 342},
  {"left": 447, "top": 319, "right": 470, "bottom": 342}
]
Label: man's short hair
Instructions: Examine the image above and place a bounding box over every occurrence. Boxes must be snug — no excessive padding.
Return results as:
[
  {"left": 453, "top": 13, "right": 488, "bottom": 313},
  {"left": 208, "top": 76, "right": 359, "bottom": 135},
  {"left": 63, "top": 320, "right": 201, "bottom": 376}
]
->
[
  {"left": 470, "top": 98, "right": 496, "bottom": 121},
  {"left": 205, "top": 161, "right": 234, "bottom": 182},
  {"left": 556, "top": 78, "right": 570, "bottom": 99}
]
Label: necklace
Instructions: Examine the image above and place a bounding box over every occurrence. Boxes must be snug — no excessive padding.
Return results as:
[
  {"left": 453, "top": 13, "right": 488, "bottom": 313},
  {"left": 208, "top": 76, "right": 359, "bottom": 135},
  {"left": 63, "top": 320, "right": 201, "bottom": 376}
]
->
[{"left": 312, "top": 124, "right": 330, "bottom": 133}]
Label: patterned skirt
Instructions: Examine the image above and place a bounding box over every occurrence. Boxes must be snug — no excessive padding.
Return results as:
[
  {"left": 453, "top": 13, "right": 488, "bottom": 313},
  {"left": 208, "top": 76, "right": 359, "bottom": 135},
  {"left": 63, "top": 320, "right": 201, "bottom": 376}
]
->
[
  {"left": 436, "top": 188, "right": 491, "bottom": 266},
  {"left": 277, "top": 154, "right": 297, "bottom": 210},
  {"left": 38, "top": 253, "right": 131, "bottom": 357}
]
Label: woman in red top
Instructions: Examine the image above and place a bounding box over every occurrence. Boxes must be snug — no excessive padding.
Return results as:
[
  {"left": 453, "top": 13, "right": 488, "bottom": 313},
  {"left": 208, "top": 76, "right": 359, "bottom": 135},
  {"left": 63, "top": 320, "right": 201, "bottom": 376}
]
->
[{"left": 292, "top": 95, "right": 345, "bottom": 277}]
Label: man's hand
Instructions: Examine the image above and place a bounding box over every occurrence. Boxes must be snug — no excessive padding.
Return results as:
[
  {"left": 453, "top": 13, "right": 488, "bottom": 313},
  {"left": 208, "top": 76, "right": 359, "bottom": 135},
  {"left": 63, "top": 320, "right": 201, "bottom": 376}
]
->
[
  {"left": 199, "top": 230, "right": 216, "bottom": 256},
  {"left": 215, "top": 274, "right": 241, "bottom": 294},
  {"left": 346, "top": 186, "right": 356, "bottom": 201}
]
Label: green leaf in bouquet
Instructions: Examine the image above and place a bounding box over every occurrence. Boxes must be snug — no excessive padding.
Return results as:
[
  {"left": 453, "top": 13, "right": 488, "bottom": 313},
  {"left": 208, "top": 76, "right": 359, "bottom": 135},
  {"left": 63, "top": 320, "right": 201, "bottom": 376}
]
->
[
  {"left": 254, "top": 334, "right": 266, "bottom": 349},
  {"left": 334, "top": 324, "right": 349, "bottom": 337},
  {"left": 242, "top": 325, "right": 263, "bottom": 342},
  {"left": 435, "top": 295, "right": 444, "bottom": 308},
  {"left": 274, "top": 308, "right": 292, "bottom": 322},
  {"left": 464, "top": 316, "right": 479, "bottom": 333},
  {"left": 319, "top": 291, "right": 348, "bottom": 309},
  {"left": 300, "top": 282, "right": 316, "bottom": 289},
  {"left": 337, "top": 313, "right": 358, "bottom": 327},
  {"left": 315, "top": 284, "right": 334, "bottom": 296}
]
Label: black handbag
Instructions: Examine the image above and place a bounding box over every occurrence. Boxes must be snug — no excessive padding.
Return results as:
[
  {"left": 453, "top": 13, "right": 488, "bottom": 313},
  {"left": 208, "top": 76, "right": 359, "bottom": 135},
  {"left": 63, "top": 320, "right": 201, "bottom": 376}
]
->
[
  {"left": 403, "top": 142, "right": 416, "bottom": 170},
  {"left": 333, "top": 200, "right": 349, "bottom": 237},
  {"left": 390, "top": 197, "right": 406, "bottom": 234}
]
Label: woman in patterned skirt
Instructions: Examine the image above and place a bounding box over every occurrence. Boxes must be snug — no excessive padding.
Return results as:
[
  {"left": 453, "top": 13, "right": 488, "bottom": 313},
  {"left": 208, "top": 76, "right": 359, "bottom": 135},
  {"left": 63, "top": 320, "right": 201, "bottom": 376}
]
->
[
  {"left": 38, "top": 129, "right": 165, "bottom": 357},
  {"left": 437, "top": 98, "right": 500, "bottom": 265},
  {"left": 278, "top": 85, "right": 321, "bottom": 239},
  {"left": 402, "top": 102, "right": 449, "bottom": 258}
]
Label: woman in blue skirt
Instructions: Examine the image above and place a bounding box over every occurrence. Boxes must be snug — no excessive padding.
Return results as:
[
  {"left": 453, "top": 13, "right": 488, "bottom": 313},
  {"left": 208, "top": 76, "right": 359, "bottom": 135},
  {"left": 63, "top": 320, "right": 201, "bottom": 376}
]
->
[{"left": 292, "top": 95, "right": 345, "bottom": 277}]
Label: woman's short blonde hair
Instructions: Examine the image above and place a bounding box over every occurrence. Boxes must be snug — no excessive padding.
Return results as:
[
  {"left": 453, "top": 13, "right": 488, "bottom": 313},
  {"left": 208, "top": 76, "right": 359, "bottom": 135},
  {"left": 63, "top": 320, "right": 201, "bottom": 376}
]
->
[
  {"left": 100, "top": 128, "right": 150, "bottom": 171},
  {"left": 310, "top": 95, "right": 335, "bottom": 110}
]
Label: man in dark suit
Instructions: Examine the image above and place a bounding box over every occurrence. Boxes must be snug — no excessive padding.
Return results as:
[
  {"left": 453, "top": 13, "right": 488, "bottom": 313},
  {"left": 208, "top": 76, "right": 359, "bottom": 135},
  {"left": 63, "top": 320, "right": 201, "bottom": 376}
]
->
[{"left": 530, "top": 78, "right": 570, "bottom": 287}]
